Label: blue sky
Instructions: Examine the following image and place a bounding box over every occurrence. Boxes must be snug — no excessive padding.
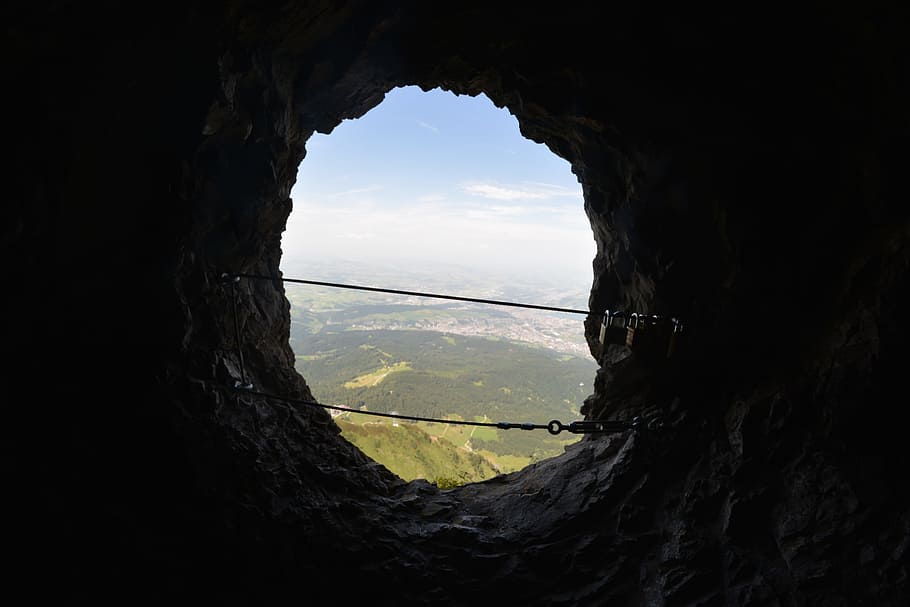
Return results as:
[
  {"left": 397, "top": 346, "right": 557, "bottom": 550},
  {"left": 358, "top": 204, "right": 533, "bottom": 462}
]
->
[{"left": 281, "top": 86, "right": 595, "bottom": 287}]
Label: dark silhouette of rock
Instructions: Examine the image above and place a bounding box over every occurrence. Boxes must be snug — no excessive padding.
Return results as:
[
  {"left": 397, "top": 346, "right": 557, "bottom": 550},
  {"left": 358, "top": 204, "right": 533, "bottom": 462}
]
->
[{"left": 3, "top": 2, "right": 908, "bottom": 604}]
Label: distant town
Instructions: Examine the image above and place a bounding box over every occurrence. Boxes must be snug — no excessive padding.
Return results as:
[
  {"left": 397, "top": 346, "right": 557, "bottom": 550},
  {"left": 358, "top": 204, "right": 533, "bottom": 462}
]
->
[
  {"left": 346, "top": 306, "right": 590, "bottom": 357},
  {"left": 283, "top": 257, "right": 595, "bottom": 358}
]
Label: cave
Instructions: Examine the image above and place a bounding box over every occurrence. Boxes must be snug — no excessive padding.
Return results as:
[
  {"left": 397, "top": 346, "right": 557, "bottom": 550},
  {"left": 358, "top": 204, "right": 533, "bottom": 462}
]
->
[{"left": 5, "top": 3, "right": 909, "bottom": 605}]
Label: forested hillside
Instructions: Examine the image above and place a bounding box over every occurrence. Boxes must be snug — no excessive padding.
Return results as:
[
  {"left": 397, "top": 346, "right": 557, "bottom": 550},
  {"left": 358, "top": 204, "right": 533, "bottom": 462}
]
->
[
  {"left": 294, "top": 325, "right": 596, "bottom": 481},
  {"left": 336, "top": 419, "right": 498, "bottom": 486}
]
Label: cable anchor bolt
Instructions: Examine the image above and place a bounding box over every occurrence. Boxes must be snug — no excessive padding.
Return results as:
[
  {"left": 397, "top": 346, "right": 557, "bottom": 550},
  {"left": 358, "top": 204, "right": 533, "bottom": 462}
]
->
[{"left": 631, "top": 415, "right": 665, "bottom": 432}]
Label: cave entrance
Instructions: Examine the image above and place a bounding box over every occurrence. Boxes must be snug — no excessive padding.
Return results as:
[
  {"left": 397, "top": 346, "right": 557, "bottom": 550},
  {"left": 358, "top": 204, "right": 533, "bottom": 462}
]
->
[{"left": 281, "top": 86, "right": 597, "bottom": 485}]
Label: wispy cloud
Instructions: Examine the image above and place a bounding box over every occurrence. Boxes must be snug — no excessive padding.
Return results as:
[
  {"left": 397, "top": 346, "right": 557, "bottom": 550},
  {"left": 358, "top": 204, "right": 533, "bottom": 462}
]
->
[
  {"left": 462, "top": 181, "right": 581, "bottom": 201},
  {"left": 417, "top": 120, "right": 439, "bottom": 133},
  {"left": 418, "top": 193, "right": 446, "bottom": 203},
  {"left": 464, "top": 205, "right": 527, "bottom": 219},
  {"left": 524, "top": 181, "right": 578, "bottom": 193},
  {"left": 329, "top": 185, "right": 384, "bottom": 198},
  {"left": 463, "top": 183, "right": 538, "bottom": 200}
]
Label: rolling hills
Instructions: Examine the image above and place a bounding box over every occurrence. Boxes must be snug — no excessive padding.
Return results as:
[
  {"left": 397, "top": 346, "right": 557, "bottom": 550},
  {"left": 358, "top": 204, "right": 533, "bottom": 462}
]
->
[
  {"left": 293, "top": 323, "right": 597, "bottom": 482},
  {"left": 283, "top": 262, "right": 597, "bottom": 484}
]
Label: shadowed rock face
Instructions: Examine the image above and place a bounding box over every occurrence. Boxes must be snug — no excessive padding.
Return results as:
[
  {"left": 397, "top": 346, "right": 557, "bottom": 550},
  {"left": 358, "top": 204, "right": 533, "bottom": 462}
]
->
[{"left": 4, "top": 2, "right": 909, "bottom": 604}]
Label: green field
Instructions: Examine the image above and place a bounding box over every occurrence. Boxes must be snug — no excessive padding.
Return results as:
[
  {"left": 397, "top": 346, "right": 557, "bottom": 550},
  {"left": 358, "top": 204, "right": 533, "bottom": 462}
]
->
[
  {"left": 293, "top": 320, "right": 596, "bottom": 484},
  {"left": 336, "top": 418, "right": 499, "bottom": 484}
]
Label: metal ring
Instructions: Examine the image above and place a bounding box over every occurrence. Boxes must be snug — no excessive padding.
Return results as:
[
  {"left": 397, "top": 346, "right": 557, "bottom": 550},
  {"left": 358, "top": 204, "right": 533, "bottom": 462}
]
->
[{"left": 547, "top": 420, "right": 564, "bottom": 435}]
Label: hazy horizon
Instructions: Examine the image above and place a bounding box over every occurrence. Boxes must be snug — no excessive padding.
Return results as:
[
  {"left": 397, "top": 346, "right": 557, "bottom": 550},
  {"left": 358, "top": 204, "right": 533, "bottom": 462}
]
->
[{"left": 281, "top": 86, "right": 596, "bottom": 293}]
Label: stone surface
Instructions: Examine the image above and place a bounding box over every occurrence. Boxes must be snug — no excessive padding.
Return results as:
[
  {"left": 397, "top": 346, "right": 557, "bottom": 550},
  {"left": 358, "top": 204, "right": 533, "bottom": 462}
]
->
[{"left": 3, "top": 2, "right": 909, "bottom": 604}]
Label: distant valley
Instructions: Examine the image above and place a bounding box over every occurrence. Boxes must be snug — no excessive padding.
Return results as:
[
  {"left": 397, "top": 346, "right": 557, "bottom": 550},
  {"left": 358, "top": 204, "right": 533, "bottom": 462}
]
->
[{"left": 284, "top": 259, "right": 598, "bottom": 484}]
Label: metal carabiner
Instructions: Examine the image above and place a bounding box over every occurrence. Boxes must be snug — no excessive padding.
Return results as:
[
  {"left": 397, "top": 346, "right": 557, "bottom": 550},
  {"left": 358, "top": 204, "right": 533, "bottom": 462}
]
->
[{"left": 600, "top": 310, "right": 629, "bottom": 346}]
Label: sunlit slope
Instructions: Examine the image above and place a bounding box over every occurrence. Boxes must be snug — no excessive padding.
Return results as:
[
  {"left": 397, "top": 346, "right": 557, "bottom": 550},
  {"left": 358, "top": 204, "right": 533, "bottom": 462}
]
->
[
  {"left": 295, "top": 328, "right": 596, "bottom": 480},
  {"left": 336, "top": 419, "right": 498, "bottom": 484}
]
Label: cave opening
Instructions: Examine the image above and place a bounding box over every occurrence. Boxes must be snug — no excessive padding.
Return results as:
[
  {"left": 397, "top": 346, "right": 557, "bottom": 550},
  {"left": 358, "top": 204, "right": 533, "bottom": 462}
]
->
[
  {"left": 280, "top": 85, "right": 598, "bottom": 484},
  {"left": 6, "top": 3, "right": 910, "bottom": 603}
]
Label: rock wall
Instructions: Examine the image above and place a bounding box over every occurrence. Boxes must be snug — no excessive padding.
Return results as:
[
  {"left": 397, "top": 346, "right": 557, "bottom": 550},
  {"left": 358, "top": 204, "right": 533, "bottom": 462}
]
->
[{"left": 3, "top": 2, "right": 908, "bottom": 604}]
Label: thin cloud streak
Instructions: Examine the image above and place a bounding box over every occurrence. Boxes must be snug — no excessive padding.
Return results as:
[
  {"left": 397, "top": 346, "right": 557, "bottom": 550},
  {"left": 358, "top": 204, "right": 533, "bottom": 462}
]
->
[
  {"left": 462, "top": 181, "right": 581, "bottom": 201},
  {"left": 329, "top": 185, "right": 384, "bottom": 198},
  {"left": 524, "top": 180, "right": 578, "bottom": 191}
]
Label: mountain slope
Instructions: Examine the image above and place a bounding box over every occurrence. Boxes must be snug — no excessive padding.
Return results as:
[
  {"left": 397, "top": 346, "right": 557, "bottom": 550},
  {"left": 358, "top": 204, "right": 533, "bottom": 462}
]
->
[{"left": 336, "top": 419, "right": 498, "bottom": 484}]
